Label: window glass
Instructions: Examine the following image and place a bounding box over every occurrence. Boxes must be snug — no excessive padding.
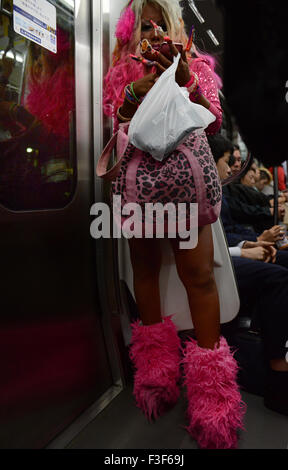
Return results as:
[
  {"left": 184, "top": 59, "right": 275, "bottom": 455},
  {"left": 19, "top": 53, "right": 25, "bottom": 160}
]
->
[{"left": 0, "top": 0, "right": 76, "bottom": 210}]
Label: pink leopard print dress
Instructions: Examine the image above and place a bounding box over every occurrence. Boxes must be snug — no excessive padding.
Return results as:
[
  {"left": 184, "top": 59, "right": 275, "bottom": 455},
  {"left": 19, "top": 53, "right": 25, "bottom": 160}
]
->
[{"left": 111, "top": 58, "right": 223, "bottom": 231}]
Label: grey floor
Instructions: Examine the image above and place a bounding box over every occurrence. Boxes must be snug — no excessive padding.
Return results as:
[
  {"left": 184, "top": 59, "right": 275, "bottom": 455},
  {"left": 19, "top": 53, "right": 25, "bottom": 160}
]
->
[{"left": 67, "top": 384, "right": 288, "bottom": 450}]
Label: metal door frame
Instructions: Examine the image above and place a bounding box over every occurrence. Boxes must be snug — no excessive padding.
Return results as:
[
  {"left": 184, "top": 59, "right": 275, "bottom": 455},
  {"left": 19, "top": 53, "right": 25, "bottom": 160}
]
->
[{"left": 46, "top": 0, "right": 125, "bottom": 448}]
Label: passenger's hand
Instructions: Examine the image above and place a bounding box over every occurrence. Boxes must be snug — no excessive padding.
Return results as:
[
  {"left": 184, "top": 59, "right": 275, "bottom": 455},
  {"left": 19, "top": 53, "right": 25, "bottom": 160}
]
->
[
  {"left": 266, "top": 244, "right": 277, "bottom": 263},
  {"left": 258, "top": 225, "right": 285, "bottom": 243},
  {"left": 241, "top": 246, "right": 271, "bottom": 262},
  {"left": 243, "top": 240, "right": 274, "bottom": 249}
]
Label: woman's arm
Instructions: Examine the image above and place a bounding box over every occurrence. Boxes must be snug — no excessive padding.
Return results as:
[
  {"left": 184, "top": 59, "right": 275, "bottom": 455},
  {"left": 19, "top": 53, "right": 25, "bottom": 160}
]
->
[
  {"left": 189, "top": 60, "right": 222, "bottom": 134},
  {"left": 117, "top": 72, "right": 159, "bottom": 122}
]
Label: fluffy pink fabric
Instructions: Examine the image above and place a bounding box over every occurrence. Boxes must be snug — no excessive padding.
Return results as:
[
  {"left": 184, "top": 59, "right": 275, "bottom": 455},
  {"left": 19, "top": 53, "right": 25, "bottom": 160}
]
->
[
  {"left": 182, "top": 336, "right": 246, "bottom": 449},
  {"left": 129, "top": 316, "right": 181, "bottom": 421},
  {"left": 25, "top": 66, "right": 74, "bottom": 139},
  {"left": 24, "top": 28, "right": 74, "bottom": 139},
  {"left": 115, "top": 5, "right": 136, "bottom": 45}
]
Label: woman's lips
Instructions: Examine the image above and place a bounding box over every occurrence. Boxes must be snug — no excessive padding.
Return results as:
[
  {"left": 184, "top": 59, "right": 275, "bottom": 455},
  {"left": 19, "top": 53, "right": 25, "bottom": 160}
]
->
[{"left": 150, "top": 43, "right": 163, "bottom": 50}]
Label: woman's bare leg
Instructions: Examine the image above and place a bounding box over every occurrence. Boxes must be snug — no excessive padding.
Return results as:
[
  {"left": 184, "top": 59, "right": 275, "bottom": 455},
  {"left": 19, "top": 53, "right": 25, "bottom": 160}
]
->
[
  {"left": 169, "top": 224, "right": 220, "bottom": 349},
  {"left": 128, "top": 237, "right": 162, "bottom": 325}
]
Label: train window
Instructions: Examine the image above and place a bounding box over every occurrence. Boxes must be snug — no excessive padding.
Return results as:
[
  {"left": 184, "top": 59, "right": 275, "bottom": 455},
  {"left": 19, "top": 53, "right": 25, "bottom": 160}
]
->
[{"left": 0, "top": 0, "right": 76, "bottom": 211}]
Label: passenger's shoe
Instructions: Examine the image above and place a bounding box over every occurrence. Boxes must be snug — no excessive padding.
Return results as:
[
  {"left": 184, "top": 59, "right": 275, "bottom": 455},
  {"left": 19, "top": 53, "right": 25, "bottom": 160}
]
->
[
  {"left": 129, "top": 316, "right": 181, "bottom": 421},
  {"left": 264, "top": 369, "right": 288, "bottom": 416},
  {"left": 182, "top": 336, "right": 246, "bottom": 449}
]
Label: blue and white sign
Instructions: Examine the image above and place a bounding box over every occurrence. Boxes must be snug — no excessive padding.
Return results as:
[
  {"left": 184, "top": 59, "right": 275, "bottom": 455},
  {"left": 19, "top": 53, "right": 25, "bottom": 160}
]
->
[{"left": 13, "top": 0, "right": 57, "bottom": 53}]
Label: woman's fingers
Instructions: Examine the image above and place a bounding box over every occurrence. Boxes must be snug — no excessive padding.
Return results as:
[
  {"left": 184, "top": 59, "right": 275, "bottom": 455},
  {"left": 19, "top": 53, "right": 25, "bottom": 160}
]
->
[
  {"left": 153, "top": 61, "right": 166, "bottom": 75},
  {"left": 165, "top": 36, "right": 179, "bottom": 58},
  {"left": 181, "top": 48, "right": 188, "bottom": 63},
  {"left": 142, "top": 48, "right": 172, "bottom": 68}
]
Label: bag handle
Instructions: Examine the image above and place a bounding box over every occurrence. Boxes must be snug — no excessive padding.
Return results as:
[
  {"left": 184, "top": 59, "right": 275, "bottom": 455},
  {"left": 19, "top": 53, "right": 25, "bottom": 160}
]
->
[{"left": 96, "top": 126, "right": 130, "bottom": 181}]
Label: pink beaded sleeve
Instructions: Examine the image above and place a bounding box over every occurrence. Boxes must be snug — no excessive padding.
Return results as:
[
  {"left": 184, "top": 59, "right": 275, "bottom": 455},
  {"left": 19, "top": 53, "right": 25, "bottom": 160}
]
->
[{"left": 189, "top": 58, "right": 222, "bottom": 135}]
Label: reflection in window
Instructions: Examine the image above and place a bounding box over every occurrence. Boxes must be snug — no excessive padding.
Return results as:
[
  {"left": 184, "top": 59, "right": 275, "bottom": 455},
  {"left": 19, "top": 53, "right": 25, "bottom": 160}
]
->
[{"left": 0, "top": 3, "right": 76, "bottom": 211}]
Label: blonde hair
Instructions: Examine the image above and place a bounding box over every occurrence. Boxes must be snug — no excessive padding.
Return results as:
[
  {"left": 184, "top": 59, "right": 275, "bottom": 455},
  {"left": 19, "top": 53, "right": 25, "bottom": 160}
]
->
[{"left": 131, "top": 0, "right": 186, "bottom": 42}]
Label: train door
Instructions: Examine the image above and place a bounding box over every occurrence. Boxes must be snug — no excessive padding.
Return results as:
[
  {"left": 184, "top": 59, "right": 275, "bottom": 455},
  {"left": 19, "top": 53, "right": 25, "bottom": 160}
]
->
[{"left": 0, "top": 0, "right": 123, "bottom": 448}]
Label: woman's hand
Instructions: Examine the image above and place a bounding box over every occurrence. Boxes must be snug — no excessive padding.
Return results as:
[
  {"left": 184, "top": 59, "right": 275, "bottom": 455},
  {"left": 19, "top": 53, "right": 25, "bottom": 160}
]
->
[
  {"left": 132, "top": 72, "right": 159, "bottom": 98},
  {"left": 119, "top": 68, "right": 165, "bottom": 121},
  {"left": 141, "top": 38, "right": 191, "bottom": 87}
]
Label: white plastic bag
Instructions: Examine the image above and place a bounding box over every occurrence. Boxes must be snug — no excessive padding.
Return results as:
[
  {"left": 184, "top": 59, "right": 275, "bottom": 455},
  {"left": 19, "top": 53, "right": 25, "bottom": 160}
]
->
[{"left": 128, "top": 54, "right": 216, "bottom": 161}]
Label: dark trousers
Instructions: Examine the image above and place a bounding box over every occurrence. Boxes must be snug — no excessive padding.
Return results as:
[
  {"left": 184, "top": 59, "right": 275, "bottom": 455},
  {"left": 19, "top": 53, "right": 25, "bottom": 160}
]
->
[{"left": 232, "top": 251, "right": 288, "bottom": 360}]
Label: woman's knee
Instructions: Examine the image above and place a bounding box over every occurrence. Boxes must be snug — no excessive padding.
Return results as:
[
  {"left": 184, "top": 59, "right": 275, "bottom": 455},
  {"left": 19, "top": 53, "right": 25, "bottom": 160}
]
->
[{"left": 176, "top": 261, "right": 215, "bottom": 291}]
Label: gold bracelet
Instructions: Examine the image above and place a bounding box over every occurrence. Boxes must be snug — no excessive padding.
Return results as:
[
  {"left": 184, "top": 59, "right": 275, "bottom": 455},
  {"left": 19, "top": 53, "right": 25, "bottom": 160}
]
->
[{"left": 117, "top": 107, "right": 131, "bottom": 122}]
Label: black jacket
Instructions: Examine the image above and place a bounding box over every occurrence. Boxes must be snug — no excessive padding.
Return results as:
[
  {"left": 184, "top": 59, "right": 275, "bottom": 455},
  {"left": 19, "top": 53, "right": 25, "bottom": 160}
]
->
[{"left": 223, "top": 184, "right": 273, "bottom": 233}]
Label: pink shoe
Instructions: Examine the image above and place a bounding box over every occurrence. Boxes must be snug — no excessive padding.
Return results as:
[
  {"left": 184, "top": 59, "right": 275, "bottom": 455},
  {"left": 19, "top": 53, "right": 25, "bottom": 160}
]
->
[
  {"left": 182, "top": 336, "right": 246, "bottom": 449},
  {"left": 129, "top": 316, "right": 181, "bottom": 421}
]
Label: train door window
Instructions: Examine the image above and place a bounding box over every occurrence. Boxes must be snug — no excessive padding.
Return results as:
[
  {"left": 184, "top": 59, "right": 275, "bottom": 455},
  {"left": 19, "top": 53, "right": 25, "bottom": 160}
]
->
[{"left": 0, "top": 0, "right": 76, "bottom": 211}]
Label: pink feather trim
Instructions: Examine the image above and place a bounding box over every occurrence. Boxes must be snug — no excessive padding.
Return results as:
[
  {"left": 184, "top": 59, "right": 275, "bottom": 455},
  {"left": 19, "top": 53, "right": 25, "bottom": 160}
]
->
[
  {"left": 182, "top": 336, "right": 246, "bottom": 449},
  {"left": 129, "top": 316, "right": 181, "bottom": 421},
  {"left": 115, "top": 6, "right": 135, "bottom": 44}
]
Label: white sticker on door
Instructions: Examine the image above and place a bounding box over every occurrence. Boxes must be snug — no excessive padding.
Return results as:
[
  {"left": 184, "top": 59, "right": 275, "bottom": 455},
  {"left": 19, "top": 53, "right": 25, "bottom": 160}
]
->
[{"left": 13, "top": 0, "right": 57, "bottom": 53}]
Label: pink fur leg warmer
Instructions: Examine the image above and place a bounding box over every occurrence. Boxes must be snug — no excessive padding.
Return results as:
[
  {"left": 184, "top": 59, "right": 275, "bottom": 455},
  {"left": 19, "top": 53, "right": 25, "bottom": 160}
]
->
[
  {"left": 182, "top": 336, "right": 246, "bottom": 449},
  {"left": 129, "top": 316, "right": 181, "bottom": 421}
]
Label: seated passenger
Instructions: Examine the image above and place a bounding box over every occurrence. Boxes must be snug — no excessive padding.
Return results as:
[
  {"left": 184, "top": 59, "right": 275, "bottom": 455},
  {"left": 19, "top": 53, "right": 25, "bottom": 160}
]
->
[
  {"left": 230, "top": 144, "right": 242, "bottom": 175},
  {"left": 255, "top": 168, "right": 272, "bottom": 192},
  {"left": 250, "top": 160, "right": 260, "bottom": 187},
  {"left": 223, "top": 163, "right": 285, "bottom": 233},
  {"left": 207, "top": 136, "right": 286, "bottom": 246},
  {"left": 208, "top": 133, "right": 288, "bottom": 416}
]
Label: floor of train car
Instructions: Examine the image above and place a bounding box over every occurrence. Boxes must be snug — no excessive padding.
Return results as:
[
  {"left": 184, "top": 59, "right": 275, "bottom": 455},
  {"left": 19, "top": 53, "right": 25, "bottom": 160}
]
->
[{"left": 66, "top": 382, "right": 288, "bottom": 450}]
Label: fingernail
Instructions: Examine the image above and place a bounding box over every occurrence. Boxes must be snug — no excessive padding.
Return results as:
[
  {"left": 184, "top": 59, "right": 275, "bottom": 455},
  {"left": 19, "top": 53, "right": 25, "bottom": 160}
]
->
[
  {"left": 129, "top": 54, "right": 141, "bottom": 62},
  {"left": 142, "top": 58, "right": 157, "bottom": 66}
]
